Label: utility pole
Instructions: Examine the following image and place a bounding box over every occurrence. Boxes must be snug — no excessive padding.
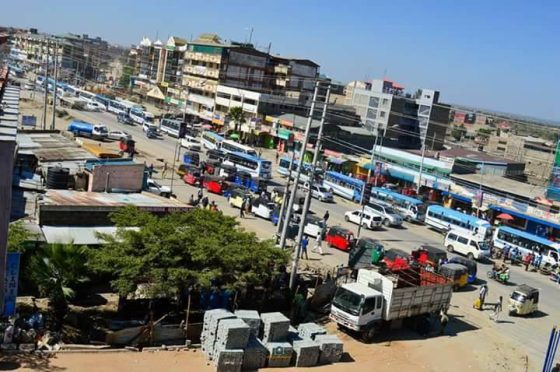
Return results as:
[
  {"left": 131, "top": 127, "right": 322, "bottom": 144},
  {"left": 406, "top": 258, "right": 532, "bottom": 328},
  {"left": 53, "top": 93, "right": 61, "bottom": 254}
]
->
[
  {"left": 416, "top": 142, "right": 426, "bottom": 194},
  {"left": 289, "top": 84, "right": 331, "bottom": 289},
  {"left": 42, "top": 41, "right": 50, "bottom": 130},
  {"left": 51, "top": 41, "right": 58, "bottom": 130},
  {"left": 275, "top": 153, "right": 295, "bottom": 241},
  {"left": 357, "top": 134, "right": 380, "bottom": 238},
  {"left": 278, "top": 80, "right": 320, "bottom": 249}
]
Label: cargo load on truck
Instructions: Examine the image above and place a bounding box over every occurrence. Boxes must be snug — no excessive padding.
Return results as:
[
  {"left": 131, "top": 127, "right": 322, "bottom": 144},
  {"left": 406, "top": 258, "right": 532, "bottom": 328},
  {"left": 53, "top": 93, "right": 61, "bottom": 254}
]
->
[{"left": 330, "top": 266, "right": 453, "bottom": 342}]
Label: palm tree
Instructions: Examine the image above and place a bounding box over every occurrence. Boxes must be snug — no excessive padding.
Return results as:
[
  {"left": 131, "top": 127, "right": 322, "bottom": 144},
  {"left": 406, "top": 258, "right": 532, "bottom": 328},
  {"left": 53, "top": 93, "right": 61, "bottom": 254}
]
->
[
  {"left": 228, "top": 106, "right": 245, "bottom": 135},
  {"left": 30, "top": 243, "right": 89, "bottom": 328}
]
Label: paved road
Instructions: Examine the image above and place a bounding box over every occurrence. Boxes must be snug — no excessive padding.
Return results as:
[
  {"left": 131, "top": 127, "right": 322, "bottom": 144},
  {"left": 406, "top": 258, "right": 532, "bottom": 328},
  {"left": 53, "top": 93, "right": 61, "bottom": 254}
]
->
[{"left": 30, "top": 96, "right": 560, "bottom": 365}]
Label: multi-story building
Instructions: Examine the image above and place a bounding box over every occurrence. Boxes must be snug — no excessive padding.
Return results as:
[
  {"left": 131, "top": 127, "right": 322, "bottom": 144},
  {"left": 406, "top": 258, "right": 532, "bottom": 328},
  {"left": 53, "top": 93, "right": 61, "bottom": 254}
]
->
[
  {"left": 267, "top": 56, "right": 319, "bottom": 105},
  {"left": 486, "top": 133, "right": 556, "bottom": 185},
  {"left": 135, "top": 37, "right": 163, "bottom": 83},
  {"left": 346, "top": 79, "right": 450, "bottom": 150}
]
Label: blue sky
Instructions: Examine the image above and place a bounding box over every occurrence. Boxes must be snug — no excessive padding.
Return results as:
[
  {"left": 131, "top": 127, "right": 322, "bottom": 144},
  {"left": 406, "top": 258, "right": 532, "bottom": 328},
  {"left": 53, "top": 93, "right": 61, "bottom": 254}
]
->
[{"left": 2, "top": 0, "right": 559, "bottom": 121}]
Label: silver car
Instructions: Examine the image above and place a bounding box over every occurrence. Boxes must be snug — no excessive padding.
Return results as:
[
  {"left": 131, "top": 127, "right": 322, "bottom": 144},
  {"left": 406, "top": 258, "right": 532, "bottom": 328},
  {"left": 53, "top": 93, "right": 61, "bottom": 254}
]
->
[{"left": 366, "top": 202, "right": 403, "bottom": 227}]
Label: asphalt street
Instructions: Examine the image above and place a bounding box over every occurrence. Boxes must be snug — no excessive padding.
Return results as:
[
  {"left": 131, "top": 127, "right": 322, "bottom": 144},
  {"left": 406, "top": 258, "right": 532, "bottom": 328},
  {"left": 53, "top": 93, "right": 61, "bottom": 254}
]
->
[{"left": 26, "top": 93, "right": 560, "bottom": 366}]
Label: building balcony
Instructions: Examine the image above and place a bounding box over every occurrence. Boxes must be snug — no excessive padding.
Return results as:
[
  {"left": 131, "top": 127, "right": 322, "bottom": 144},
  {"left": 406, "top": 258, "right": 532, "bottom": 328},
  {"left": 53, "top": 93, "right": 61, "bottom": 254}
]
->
[
  {"left": 274, "top": 65, "right": 290, "bottom": 74},
  {"left": 183, "top": 65, "right": 219, "bottom": 79},
  {"left": 184, "top": 51, "right": 221, "bottom": 64}
]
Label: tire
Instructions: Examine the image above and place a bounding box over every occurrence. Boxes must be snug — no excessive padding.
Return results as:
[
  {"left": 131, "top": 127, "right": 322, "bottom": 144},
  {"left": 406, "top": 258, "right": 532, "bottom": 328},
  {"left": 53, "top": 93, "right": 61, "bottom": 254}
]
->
[
  {"left": 467, "top": 252, "right": 475, "bottom": 260},
  {"left": 383, "top": 219, "right": 391, "bottom": 227},
  {"left": 486, "top": 270, "right": 493, "bottom": 279},
  {"left": 361, "top": 326, "right": 376, "bottom": 343},
  {"left": 362, "top": 222, "right": 369, "bottom": 229},
  {"left": 447, "top": 245, "right": 454, "bottom": 253},
  {"left": 405, "top": 216, "right": 412, "bottom": 223},
  {"left": 345, "top": 216, "right": 350, "bottom": 222}
]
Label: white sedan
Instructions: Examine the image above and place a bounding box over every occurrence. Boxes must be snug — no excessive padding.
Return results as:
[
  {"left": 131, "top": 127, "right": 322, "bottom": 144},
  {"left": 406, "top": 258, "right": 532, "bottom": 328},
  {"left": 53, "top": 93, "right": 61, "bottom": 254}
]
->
[
  {"left": 108, "top": 130, "right": 132, "bottom": 141},
  {"left": 251, "top": 199, "right": 276, "bottom": 220},
  {"left": 344, "top": 209, "right": 383, "bottom": 230}
]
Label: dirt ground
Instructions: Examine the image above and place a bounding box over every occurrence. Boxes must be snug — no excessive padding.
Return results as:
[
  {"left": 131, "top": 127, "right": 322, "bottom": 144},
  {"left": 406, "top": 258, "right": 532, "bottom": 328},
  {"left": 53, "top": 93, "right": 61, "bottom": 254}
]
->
[{"left": 3, "top": 317, "right": 529, "bottom": 372}]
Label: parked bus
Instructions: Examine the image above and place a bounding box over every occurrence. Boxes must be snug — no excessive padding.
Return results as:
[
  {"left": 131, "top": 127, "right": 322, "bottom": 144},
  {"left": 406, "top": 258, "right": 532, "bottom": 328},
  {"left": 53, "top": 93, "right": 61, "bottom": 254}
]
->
[
  {"left": 223, "top": 152, "right": 272, "bottom": 179},
  {"left": 78, "top": 89, "right": 97, "bottom": 103},
  {"left": 94, "top": 94, "right": 112, "bottom": 109},
  {"left": 425, "top": 205, "right": 492, "bottom": 242},
  {"left": 494, "top": 226, "right": 560, "bottom": 266},
  {"left": 201, "top": 131, "right": 225, "bottom": 150},
  {"left": 220, "top": 139, "right": 258, "bottom": 157},
  {"left": 277, "top": 157, "right": 322, "bottom": 184},
  {"left": 130, "top": 107, "right": 155, "bottom": 125},
  {"left": 277, "top": 156, "right": 297, "bottom": 177},
  {"left": 160, "top": 118, "right": 187, "bottom": 138},
  {"left": 107, "top": 100, "right": 131, "bottom": 115},
  {"left": 63, "top": 85, "right": 80, "bottom": 97},
  {"left": 370, "top": 187, "right": 426, "bottom": 222},
  {"left": 322, "top": 171, "right": 364, "bottom": 202}
]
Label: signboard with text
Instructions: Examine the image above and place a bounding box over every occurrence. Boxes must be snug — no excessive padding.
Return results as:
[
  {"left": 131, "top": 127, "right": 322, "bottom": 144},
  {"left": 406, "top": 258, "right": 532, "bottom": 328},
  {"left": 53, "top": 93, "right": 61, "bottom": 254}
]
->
[{"left": 3, "top": 253, "right": 21, "bottom": 317}]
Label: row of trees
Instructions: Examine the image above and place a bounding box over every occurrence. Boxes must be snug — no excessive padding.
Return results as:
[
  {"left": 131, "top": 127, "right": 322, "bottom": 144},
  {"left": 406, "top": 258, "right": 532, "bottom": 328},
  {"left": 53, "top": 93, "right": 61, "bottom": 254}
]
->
[{"left": 8, "top": 207, "right": 289, "bottom": 327}]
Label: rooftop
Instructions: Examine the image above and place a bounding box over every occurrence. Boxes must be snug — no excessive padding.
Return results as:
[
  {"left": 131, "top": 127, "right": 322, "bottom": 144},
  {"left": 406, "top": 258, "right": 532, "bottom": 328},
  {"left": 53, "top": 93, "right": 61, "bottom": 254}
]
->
[
  {"left": 16, "top": 132, "right": 96, "bottom": 162},
  {"left": 410, "top": 147, "right": 523, "bottom": 165},
  {"left": 450, "top": 173, "right": 546, "bottom": 200}
]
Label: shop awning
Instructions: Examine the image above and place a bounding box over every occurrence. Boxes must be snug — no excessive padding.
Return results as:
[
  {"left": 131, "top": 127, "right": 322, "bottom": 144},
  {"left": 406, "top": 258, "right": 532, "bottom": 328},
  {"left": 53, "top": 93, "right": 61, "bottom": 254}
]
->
[
  {"left": 387, "top": 167, "right": 415, "bottom": 183},
  {"left": 147, "top": 86, "right": 165, "bottom": 100},
  {"left": 328, "top": 158, "right": 347, "bottom": 165},
  {"left": 489, "top": 205, "right": 560, "bottom": 231},
  {"left": 442, "top": 191, "right": 472, "bottom": 204}
]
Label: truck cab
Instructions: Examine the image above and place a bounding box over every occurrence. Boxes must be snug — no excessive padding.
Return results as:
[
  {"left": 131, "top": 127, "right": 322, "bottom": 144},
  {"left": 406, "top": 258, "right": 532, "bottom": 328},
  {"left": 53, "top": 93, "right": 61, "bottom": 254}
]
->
[{"left": 330, "top": 282, "right": 384, "bottom": 335}]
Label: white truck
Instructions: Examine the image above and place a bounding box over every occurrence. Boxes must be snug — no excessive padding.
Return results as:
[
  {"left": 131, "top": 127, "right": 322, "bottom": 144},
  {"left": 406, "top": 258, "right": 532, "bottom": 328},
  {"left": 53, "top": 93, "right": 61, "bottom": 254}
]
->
[
  {"left": 145, "top": 178, "right": 172, "bottom": 198},
  {"left": 330, "top": 268, "right": 453, "bottom": 342}
]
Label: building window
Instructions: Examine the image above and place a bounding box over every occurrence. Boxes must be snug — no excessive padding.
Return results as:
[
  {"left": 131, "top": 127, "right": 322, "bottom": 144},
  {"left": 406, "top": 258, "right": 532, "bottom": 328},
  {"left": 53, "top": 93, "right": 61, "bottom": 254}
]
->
[
  {"left": 379, "top": 111, "right": 386, "bottom": 118},
  {"left": 367, "top": 108, "right": 377, "bottom": 120},
  {"left": 419, "top": 105, "right": 431, "bottom": 116},
  {"left": 369, "top": 97, "right": 379, "bottom": 108}
]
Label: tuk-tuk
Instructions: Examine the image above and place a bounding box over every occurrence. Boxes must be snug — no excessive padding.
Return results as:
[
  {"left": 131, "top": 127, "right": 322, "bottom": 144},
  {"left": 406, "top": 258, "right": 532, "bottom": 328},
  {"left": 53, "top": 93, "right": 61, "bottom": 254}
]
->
[
  {"left": 218, "top": 164, "right": 237, "bottom": 181},
  {"left": 203, "top": 175, "right": 227, "bottom": 194},
  {"left": 182, "top": 166, "right": 202, "bottom": 186},
  {"left": 509, "top": 284, "right": 539, "bottom": 316},
  {"left": 438, "top": 263, "right": 469, "bottom": 290},
  {"left": 229, "top": 188, "right": 252, "bottom": 209},
  {"left": 207, "top": 149, "right": 226, "bottom": 162},
  {"left": 234, "top": 171, "right": 267, "bottom": 194},
  {"left": 349, "top": 237, "right": 385, "bottom": 269},
  {"left": 204, "top": 159, "right": 221, "bottom": 175},
  {"left": 382, "top": 248, "right": 411, "bottom": 271},
  {"left": 325, "top": 226, "right": 355, "bottom": 251},
  {"left": 183, "top": 151, "right": 200, "bottom": 167},
  {"left": 412, "top": 244, "right": 448, "bottom": 269},
  {"left": 449, "top": 256, "right": 478, "bottom": 284},
  {"left": 271, "top": 187, "right": 285, "bottom": 204}
]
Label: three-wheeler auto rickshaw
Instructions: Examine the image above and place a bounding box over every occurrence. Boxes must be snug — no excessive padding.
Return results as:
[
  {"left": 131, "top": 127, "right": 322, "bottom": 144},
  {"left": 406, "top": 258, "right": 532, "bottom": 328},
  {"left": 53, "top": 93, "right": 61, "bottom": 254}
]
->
[
  {"left": 182, "top": 165, "right": 202, "bottom": 186},
  {"left": 449, "top": 256, "right": 478, "bottom": 284},
  {"left": 203, "top": 175, "right": 227, "bottom": 194},
  {"left": 412, "top": 244, "right": 448, "bottom": 269},
  {"left": 381, "top": 248, "right": 411, "bottom": 271},
  {"left": 325, "top": 226, "right": 355, "bottom": 252},
  {"left": 439, "top": 263, "right": 469, "bottom": 290},
  {"left": 509, "top": 284, "right": 539, "bottom": 316}
]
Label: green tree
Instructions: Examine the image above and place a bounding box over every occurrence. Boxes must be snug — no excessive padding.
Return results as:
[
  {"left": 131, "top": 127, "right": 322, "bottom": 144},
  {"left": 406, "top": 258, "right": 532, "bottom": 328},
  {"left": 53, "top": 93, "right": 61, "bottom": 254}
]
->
[
  {"left": 30, "top": 244, "right": 89, "bottom": 328},
  {"left": 7, "top": 221, "right": 33, "bottom": 252},
  {"left": 90, "top": 207, "right": 289, "bottom": 298},
  {"left": 119, "top": 65, "right": 133, "bottom": 89},
  {"left": 451, "top": 124, "right": 467, "bottom": 141},
  {"left": 228, "top": 106, "right": 246, "bottom": 134}
]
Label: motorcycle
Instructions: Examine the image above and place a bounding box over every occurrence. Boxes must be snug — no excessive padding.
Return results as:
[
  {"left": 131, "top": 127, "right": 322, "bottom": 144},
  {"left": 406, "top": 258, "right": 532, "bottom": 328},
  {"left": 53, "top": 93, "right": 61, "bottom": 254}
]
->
[{"left": 487, "top": 269, "right": 510, "bottom": 284}]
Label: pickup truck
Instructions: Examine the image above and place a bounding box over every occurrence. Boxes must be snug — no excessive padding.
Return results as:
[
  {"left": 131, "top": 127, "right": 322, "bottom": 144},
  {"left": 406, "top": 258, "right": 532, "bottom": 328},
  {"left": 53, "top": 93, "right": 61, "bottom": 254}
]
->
[
  {"left": 145, "top": 178, "right": 172, "bottom": 198},
  {"left": 330, "top": 267, "right": 453, "bottom": 342}
]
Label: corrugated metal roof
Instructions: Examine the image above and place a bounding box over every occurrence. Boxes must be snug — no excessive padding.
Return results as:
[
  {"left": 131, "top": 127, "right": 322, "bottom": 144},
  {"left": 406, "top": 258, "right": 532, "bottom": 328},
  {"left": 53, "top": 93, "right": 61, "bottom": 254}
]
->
[{"left": 42, "top": 190, "right": 190, "bottom": 209}]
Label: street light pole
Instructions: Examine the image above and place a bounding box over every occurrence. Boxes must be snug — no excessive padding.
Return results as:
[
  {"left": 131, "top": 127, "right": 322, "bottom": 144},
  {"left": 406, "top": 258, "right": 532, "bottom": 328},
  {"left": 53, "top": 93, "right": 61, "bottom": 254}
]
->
[
  {"left": 357, "top": 134, "right": 379, "bottom": 238},
  {"left": 170, "top": 138, "right": 180, "bottom": 195},
  {"left": 278, "top": 80, "right": 320, "bottom": 249},
  {"left": 275, "top": 152, "right": 295, "bottom": 240},
  {"left": 289, "top": 84, "right": 331, "bottom": 290}
]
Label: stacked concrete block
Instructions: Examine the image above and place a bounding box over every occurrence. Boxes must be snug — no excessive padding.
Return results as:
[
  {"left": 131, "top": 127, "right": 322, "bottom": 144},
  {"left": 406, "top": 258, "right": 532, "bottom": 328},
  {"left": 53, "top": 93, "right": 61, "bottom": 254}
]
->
[
  {"left": 297, "top": 323, "right": 327, "bottom": 340},
  {"left": 287, "top": 325, "right": 302, "bottom": 343},
  {"left": 260, "top": 312, "right": 290, "bottom": 343},
  {"left": 292, "top": 339, "right": 320, "bottom": 367},
  {"left": 201, "top": 309, "right": 235, "bottom": 360},
  {"left": 265, "top": 341, "right": 293, "bottom": 368},
  {"left": 234, "top": 310, "right": 261, "bottom": 337},
  {"left": 213, "top": 349, "right": 244, "bottom": 372},
  {"left": 213, "top": 318, "right": 251, "bottom": 354},
  {"left": 242, "top": 335, "right": 268, "bottom": 370},
  {"left": 315, "top": 334, "right": 344, "bottom": 364}
]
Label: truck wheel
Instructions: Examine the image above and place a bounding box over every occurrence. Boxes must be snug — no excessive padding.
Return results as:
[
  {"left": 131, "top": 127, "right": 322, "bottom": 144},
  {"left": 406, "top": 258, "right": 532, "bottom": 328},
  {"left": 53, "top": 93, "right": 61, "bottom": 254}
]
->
[
  {"left": 361, "top": 326, "right": 376, "bottom": 343},
  {"left": 467, "top": 252, "right": 475, "bottom": 260},
  {"left": 345, "top": 216, "right": 350, "bottom": 222}
]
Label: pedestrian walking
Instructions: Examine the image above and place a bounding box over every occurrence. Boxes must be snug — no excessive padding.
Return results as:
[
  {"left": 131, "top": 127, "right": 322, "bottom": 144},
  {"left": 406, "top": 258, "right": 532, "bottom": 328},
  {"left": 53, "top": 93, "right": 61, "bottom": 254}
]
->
[
  {"left": 197, "top": 188, "right": 203, "bottom": 202},
  {"left": 479, "top": 284, "right": 488, "bottom": 309},
  {"left": 275, "top": 152, "right": 279, "bottom": 164},
  {"left": 323, "top": 210, "right": 330, "bottom": 224},
  {"left": 188, "top": 194, "right": 195, "bottom": 206},
  {"left": 524, "top": 253, "right": 533, "bottom": 271},
  {"left": 439, "top": 308, "right": 449, "bottom": 335},
  {"left": 240, "top": 199, "right": 246, "bottom": 218},
  {"left": 148, "top": 163, "right": 154, "bottom": 178},
  {"left": 201, "top": 196, "right": 209, "bottom": 209},
  {"left": 490, "top": 296, "right": 503, "bottom": 322},
  {"left": 161, "top": 162, "right": 168, "bottom": 179},
  {"left": 312, "top": 231, "right": 323, "bottom": 255},
  {"left": 502, "top": 244, "right": 510, "bottom": 263},
  {"left": 534, "top": 253, "right": 543, "bottom": 270},
  {"left": 300, "top": 236, "right": 309, "bottom": 260}
]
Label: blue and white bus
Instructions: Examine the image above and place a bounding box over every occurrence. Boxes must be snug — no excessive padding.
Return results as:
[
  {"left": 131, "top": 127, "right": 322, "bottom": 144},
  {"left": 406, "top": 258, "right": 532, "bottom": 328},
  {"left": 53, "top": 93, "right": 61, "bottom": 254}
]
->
[
  {"left": 223, "top": 152, "right": 272, "bottom": 179},
  {"left": 201, "top": 131, "right": 225, "bottom": 150},
  {"left": 322, "top": 171, "right": 364, "bottom": 202},
  {"left": 94, "top": 94, "right": 112, "bottom": 109},
  {"left": 277, "top": 157, "right": 322, "bottom": 184},
  {"left": 277, "top": 156, "right": 296, "bottom": 177},
  {"left": 160, "top": 118, "right": 186, "bottom": 138},
  {"left": 425, "top": 205, "right": 493, "bottom": 241},
  {"left": 494, "top": 226, "right": 560, "bottom": 266},
  {"left": 220, "top": 139, "right": 258, "bottom": 157},
  {"left": 107, "top": 100, "right": 130, "bottom": 115},
  {"left": 370, "top": 187, "right": 426, "bottom": 222},
  {"left": 130, "top": 107, "right": 155, "bottom": 125},
  {"left": 78, "top": 89, "right": 97, "bottom": 103}
]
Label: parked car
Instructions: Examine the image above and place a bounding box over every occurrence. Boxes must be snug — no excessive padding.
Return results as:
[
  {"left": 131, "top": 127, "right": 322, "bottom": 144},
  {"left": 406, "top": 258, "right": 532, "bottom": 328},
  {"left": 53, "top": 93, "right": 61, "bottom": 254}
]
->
[
  {"left": 366, "top": 202, "right": 403, "bottom": 227},
  {"left": 303, "top": 182, "right": 334, "bottom": 202},
  {"left": 145, "top": 178, "right": 171, "bottom": 198},
  {"left": 117, "top": 112, "right": 133, "bottom": 125},
  {"left": 444, "top": 230, "right": 491, "bottom": 261},
  {"left": 291, "top": 214, "right": 327, "bottom": 238},
  {"left": 145, "top": 128, "right": 157, "bottom": 139},
  {"left": 344, "top": 209, "right": 383, "bottom": 230},
  {"left": 108, "top": 130, "right": 131, "bottom": 141},
  {"left": 325, "top": 226, "right": 355, "bottom": 251},
  {"left": 180, "top": 135, "right": 202, "bottom": 152},
  {"left": 251, "top": 198, "right": 276, "bottom": 220}
]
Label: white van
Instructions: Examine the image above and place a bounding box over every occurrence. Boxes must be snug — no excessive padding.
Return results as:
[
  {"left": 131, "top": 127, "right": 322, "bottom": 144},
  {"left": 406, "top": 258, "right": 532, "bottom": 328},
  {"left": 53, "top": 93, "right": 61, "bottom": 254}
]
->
[
  {"left": 180, "top": 135, "right": 202, "bottom": 152},
  {"left": 444, "top": 230, "right": 491, "bottom": 261}
]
